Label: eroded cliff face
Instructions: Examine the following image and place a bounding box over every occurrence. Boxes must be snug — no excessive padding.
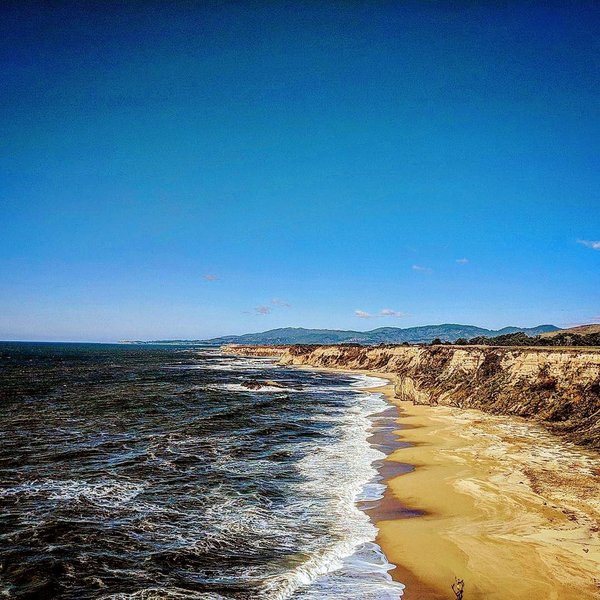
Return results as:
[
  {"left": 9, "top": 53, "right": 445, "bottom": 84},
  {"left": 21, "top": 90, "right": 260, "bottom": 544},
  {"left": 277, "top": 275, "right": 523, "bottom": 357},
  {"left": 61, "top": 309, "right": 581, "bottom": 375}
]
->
[{"left": 222, "top": 344, "right": 600, "bottom": 449}]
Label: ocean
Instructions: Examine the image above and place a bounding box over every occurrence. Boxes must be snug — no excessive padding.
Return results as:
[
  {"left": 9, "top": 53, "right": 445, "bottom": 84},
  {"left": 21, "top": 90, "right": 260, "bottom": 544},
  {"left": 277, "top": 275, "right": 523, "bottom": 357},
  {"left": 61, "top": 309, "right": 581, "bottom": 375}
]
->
[{"left": 0, "top": 342, "right": 405, "bottom": 599}]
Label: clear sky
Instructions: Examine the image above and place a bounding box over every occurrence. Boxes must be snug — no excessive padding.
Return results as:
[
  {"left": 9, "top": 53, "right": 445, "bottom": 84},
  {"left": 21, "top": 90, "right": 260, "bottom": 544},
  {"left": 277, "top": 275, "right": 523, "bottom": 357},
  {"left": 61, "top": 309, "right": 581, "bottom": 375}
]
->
[{"left": 1, "top": 2, "right": 599, "bottom": 341}]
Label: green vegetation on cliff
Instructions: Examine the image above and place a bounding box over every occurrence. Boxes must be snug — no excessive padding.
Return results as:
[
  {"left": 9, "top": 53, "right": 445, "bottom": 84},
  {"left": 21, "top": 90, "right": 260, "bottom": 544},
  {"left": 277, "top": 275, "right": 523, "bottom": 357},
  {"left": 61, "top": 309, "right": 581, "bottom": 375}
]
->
[{"left": 453, "top": 331, "right": 600, "bottom": 347}]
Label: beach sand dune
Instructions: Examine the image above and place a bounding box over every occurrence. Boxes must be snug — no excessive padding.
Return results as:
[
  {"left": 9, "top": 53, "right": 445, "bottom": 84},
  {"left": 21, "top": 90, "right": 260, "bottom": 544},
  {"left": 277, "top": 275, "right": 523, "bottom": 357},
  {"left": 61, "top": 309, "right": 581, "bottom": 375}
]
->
[{"left": 370, "top": 377, "right": 600, "bottom": 599}]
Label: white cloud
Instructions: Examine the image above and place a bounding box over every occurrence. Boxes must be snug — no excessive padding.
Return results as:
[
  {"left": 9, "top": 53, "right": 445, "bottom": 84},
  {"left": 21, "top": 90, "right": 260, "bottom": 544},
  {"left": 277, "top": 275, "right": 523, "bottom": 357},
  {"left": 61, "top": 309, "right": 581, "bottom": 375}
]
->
[
  {"left": 412, "top": 264, "right": 432, "bottom": 273},
  {"left": 577, "top": 240, "right": 600, "bottom": 250},
  {"left": 203, "top": 274, "right": 219, "bottom": 281},
  {"left": 379, "top": 308, "right": 406, "bottom": 317},
  {"left": 248, "top": 298, "right": 290, "bottom": 315},
  {"left": 456, "top": 258, "right": 469, "bottom": 264},
  {"left": 355, "top": 308, "right": 406, "bottom": 319},
  {"left": 271, "top": 298, "right": 291, "bottom": 307}
]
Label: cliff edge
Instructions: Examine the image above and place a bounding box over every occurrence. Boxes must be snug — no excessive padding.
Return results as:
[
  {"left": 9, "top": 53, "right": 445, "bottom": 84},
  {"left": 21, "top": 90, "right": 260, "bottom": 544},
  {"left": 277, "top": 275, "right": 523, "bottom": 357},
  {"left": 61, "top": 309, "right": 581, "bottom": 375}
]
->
[{"left": 222, "top": 344, "right": 600, "bottom": 449}]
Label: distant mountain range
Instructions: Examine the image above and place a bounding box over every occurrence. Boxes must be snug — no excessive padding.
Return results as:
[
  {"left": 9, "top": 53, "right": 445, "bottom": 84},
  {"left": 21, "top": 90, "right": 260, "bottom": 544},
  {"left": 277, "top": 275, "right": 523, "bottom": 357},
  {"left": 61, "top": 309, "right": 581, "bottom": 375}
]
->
[{"left": 124, "top": 323, "right": 560, "bottom": 346}]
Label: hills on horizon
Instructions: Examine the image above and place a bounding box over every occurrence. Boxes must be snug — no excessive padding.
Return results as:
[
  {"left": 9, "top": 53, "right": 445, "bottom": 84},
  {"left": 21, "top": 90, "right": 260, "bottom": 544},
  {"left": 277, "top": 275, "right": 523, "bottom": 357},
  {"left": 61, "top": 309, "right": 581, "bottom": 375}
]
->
[
  {"left": 125, "top": 323, "right": 560, "bottom": 346},
  {"left": 540, "top": 323, "right": 600, "bottom": 338}
]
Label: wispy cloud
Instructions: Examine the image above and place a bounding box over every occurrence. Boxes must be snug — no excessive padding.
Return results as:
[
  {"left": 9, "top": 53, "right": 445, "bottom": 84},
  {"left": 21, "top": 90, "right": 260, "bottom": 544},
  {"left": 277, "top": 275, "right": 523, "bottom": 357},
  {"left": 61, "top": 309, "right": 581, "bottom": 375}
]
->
[
  {"left": 203, "top": 274, "right": 219, "bottom": 281},
  {"left": 379, "top": 308, "right": 406, "bottom": 317},
  {"left": 271, "top": 298, "right": 291, "bottom": 307},
  {"left": 412, "top": 264, "right": 432, "bottom": 273},
  {"left": 577, "top": 239, "right": 600, "bottom": 250},
  {"left": 247, "top": 298, "right": 290, "bottom": 315},
  {"left": 355, "top": 308, "right": 406, "bottom": 319},
  {"left": 455, "top": 258, "right": 469, "bottom": 264}
]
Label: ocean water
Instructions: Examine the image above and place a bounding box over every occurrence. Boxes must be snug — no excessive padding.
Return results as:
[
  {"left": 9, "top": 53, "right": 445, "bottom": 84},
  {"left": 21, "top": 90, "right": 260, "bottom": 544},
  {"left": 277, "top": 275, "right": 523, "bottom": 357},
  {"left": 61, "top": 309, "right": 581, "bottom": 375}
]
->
[{"left": 0, "top": 343, "right": 404, "bottom": 599}]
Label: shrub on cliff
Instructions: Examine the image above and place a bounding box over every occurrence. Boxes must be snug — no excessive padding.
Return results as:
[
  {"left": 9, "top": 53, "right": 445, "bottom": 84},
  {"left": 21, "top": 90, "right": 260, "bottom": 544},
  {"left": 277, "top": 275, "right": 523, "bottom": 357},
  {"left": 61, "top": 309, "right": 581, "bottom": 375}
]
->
[{"left": 465, "top": 331, "right": 600, "bottom": 347}]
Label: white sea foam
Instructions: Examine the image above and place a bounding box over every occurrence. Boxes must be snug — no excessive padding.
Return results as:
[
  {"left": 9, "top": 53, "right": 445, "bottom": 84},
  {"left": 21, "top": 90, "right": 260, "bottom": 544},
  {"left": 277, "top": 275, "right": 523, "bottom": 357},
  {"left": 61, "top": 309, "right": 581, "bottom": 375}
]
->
[
  {"left": 0, "top": 479, "right": 144, "bottom": 507},
  {"left": 213, "top": 380, "right": 386, "bottom": 396},
  {"left": 349, "top": 374, "right": 391, "bottom": 389},
  {"left": 216, "top": 383, "right": 297, "bottom": 393},
  {"left": 168, "top": 358, "right": 279, "bottom": 372},
  {"left": 258, "top": 375, "right": 405, "bottom": 599},
  {"left": 103, "top": 589, "right": 227, "bottom": 599}
]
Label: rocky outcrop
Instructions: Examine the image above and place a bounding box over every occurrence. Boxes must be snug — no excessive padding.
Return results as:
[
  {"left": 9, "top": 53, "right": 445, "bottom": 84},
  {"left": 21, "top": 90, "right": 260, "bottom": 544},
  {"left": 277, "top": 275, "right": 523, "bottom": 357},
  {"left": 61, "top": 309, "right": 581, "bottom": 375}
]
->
[
  {"left": 228, "top": 345, "right": 289, "bottom": 358},
  {"left": 241, "top": 379, "right": 292, "bottom": 390},
  {"left": 222, "top": 344, "right": 600, "bottom": 449}
]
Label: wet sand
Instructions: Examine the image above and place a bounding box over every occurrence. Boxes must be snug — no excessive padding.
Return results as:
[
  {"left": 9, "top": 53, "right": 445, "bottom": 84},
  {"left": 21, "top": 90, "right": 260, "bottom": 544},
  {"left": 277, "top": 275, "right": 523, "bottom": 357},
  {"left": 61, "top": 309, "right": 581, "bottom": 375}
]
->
[{"left": 313, "top": 366, "right": 600, "bottom": 599}]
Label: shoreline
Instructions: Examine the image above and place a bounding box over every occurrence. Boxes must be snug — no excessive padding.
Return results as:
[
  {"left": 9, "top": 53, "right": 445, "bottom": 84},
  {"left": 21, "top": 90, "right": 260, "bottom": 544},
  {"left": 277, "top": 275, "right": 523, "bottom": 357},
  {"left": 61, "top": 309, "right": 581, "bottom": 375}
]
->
[
  {"left": 294, "top": 364, "right": 600, "bottom": 599},
  {"left": 356, "top": 373, "right": 444, "bottom": 599}
]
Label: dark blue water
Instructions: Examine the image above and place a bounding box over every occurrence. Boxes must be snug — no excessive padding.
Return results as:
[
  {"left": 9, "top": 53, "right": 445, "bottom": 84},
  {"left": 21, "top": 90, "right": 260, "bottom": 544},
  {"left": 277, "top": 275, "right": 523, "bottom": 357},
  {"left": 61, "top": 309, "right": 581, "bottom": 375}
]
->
[{"left": 0, "top": 342, "right": 403, "bottom": 599}]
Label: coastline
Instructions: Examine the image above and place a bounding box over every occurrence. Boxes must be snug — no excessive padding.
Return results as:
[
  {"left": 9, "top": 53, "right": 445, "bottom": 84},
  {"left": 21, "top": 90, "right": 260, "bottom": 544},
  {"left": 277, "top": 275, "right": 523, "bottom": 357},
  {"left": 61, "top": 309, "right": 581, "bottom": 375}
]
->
[{"left": 295, "top": 364, "right": 600, "bottom": 599}]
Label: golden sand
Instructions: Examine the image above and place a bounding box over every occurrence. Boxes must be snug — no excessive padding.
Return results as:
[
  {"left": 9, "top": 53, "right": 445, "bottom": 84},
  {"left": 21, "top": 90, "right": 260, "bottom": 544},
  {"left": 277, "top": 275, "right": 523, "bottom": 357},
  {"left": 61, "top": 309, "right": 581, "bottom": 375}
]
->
[{"left": 310, "top": 366, "right": 600, "bottom": 599}]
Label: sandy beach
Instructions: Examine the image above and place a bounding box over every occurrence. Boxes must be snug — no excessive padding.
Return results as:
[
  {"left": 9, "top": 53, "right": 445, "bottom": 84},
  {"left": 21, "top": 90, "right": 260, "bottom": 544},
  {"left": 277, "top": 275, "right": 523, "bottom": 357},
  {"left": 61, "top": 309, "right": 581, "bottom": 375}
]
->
[{"left": 331, "top": 368, "right": 600, "bottom": 599}]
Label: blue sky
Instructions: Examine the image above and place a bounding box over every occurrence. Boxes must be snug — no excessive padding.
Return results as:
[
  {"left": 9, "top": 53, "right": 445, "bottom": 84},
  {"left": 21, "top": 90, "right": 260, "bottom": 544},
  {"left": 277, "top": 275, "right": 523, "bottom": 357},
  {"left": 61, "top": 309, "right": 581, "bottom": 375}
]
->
[{"left": 1, "top": 2, "right": 599, "bottom": 341}]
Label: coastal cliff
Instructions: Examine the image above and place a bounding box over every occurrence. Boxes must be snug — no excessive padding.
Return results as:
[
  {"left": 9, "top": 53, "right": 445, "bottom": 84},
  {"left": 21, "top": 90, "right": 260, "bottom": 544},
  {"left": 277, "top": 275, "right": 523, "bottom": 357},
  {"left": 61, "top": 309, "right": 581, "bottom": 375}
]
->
[{"left": 222, "top": 344, "right": 600, "bottom": 448}]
